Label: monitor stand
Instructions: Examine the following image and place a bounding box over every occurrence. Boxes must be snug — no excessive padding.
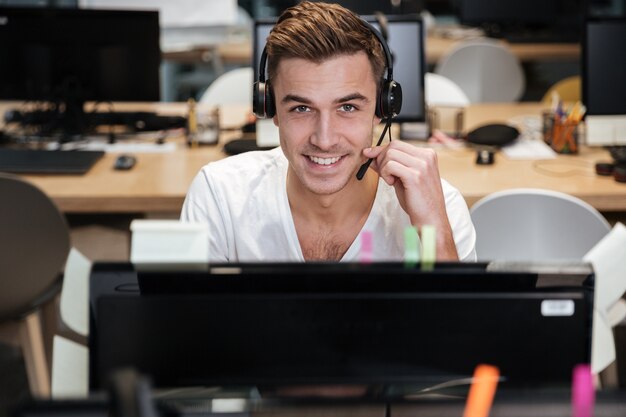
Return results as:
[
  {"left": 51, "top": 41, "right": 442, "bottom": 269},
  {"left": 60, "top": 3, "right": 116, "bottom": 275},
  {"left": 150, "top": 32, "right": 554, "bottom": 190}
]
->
[
  {"left": 399, "top": 122, "right": 430, "bottom": 140},
  {"left": 586, "top": 115, "right": 626, "bottom": 147}
]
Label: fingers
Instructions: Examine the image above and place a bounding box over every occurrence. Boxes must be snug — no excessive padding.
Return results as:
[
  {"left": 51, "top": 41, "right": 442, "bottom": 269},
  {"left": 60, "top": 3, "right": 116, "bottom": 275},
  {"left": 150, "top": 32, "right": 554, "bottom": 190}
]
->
[{"left": 363, "top": 141, "right": 440, "bottom": 186}]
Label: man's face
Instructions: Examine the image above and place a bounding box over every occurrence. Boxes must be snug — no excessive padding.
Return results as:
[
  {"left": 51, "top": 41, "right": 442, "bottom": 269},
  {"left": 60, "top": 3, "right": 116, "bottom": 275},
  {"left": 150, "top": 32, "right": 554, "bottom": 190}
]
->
[{"left": 271, "top": 52, "right": 380, "bottom": 196}]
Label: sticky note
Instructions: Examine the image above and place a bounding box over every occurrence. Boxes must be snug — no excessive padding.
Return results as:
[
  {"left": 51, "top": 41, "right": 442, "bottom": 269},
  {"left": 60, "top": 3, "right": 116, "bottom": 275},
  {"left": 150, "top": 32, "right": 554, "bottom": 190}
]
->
[{"left": 404, "top": 226, "right": 420, "bottom": 268}]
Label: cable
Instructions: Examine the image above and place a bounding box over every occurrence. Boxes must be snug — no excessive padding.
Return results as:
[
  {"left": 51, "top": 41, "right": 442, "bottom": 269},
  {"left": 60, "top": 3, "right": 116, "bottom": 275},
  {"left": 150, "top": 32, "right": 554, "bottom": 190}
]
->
[{"left": 532, "top": 159, "right": 596, "bottom": 178}]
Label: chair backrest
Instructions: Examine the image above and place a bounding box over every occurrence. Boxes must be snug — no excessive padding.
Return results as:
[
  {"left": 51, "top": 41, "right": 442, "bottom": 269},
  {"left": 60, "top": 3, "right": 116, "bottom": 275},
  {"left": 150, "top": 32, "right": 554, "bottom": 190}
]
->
[
  {"left": 470, "top": 188, "right": 611, "bottom": 262},
  {"left": 541, "top": 75, "right": 581, "bottom": 105},
  {"left": 0, "top": 173, "right": 70, "bottom": 319},
  {"left": 425, "top": 72, "right": 470, "bottom": 107},
  {"left": 199, "top": 66, "right": 253, "bottom": 106},
  {"left": 434, "top": 38, "right": 525, "bottom": 103}
]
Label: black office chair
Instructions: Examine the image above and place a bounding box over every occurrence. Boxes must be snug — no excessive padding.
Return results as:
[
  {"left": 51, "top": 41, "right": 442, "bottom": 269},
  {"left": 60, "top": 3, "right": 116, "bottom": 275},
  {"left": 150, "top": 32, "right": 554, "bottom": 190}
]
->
[{"left": 0, "top": 173, "right": 70, "bottom": 398}]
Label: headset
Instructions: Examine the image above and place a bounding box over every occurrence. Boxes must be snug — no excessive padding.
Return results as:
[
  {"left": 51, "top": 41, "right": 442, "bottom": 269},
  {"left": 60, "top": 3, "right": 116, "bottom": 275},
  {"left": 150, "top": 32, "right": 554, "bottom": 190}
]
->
[{"left": 252, "top": 18, "right": 403, "bottom": 180}]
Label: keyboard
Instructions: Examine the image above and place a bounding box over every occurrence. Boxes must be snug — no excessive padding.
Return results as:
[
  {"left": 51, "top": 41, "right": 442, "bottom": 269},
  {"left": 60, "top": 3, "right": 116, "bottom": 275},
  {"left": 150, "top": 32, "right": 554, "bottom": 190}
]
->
[{"left": 0, "top": 149, "right": 105, "bottom": 174}]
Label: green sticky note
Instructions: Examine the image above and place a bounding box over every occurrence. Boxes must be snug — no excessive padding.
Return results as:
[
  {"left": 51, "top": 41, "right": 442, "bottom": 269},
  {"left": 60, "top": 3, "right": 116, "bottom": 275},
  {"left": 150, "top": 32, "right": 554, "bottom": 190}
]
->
[
  {"left": 404, "top": 226, "right": 420, "bottom": 268},
  {"left": 421, "top": 225, "right": 436, "bottom": 270}
]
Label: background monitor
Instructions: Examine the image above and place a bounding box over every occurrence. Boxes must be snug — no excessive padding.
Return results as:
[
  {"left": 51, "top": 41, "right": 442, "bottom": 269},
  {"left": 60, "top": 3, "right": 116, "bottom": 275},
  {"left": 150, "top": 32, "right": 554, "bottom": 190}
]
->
[
  {"left": 457, "top": 0, "right": 582, "bottom": 41},
  {"left": 305, "top": 0, "right": 423, "bottom": 15},
  {"left": 0, "top": 7, "right": 161, "bottom": 107},
  {"left": 583, "top": 18, "right": 626, "bottom": 115},
  {"left": 458, "top": 0, "right": 558, "bottom": 27},
  {"left": 252, "top": 15, "right": 426, "bottom": 124}
]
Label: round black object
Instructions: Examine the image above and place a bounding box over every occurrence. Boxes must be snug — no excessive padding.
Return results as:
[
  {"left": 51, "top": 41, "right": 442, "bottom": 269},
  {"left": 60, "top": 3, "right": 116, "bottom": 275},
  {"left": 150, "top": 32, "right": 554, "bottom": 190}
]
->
[
  {"left": 466, "top": 123, "right": 519, "bottom": 147},
  {"left": 614, "top": 164, "right": 626, "bottom": 183},
  {"left": 595, "top": 162, "right": 614, "bottom": 176}
]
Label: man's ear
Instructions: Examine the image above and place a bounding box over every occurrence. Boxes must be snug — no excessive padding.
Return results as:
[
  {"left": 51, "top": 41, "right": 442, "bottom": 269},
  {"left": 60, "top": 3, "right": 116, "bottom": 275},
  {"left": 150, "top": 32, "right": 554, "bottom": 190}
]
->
[
  {"left": 273, "top": 115, "right": 279, "bottom": 127},
  {"left": 372, "top": 115, "right": 381, "bottom": 128}
]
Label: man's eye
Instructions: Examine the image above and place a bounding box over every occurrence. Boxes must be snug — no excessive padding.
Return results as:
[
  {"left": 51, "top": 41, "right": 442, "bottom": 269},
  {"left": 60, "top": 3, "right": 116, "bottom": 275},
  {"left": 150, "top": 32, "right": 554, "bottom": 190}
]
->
[
  {"left": 292, "top": 105, "right": 310, "bottom": 113},
  {"left": 340, "top": 104, "right": 356, "bottom": 112}
]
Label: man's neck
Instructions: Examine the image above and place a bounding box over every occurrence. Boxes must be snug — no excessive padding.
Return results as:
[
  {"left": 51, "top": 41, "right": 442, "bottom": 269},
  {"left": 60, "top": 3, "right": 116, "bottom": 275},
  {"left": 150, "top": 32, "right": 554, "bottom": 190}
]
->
[
  {"left": 286, "top": 169, "right": 378, "bottom": 226},
  {"left": 287, "top": 169, "right": 379, "bottom": 261}
]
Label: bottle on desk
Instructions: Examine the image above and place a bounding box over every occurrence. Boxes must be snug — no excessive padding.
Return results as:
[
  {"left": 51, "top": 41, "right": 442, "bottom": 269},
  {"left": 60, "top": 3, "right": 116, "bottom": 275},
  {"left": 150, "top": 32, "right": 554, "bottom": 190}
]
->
[{"left": 187, "top": 98, "right": 219, "bottom": 147}]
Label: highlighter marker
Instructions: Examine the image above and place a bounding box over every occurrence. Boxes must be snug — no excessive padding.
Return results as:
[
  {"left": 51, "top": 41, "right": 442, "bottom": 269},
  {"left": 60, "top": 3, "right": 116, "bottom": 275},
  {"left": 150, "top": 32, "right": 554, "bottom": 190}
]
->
[
  {"left": 572, "top": 364, "right": 595, "bottom": 417},
  {"left": 420, "top": 225, "right": 436, "bottom": 270},
  {"left": 463, "top": 364, "right": 500, "bottom": 417},
  {"left": 404, "top": 226, "right": 420, "bottom": 268},
  {"left": 360, "top": 230, "right": 373, "bottom": 264}
]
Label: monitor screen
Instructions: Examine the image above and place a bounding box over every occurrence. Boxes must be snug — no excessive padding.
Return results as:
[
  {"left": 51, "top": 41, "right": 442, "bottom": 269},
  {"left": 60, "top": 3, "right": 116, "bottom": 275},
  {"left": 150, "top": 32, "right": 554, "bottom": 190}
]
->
[
  {"left": 459, "top": 0, "right": 559, "bottom": 27},
  {"left": 253, "top": 16, "right": 426, "bottom": 123},
  {"left": 583, "top": 18, "right": 626, "bottom": 115},
  {"left": 0, "top": 7, "right": 161, "bottom": 104},
  {"left": 89, "top": 262, "right": 593, "bottom": 392},
  {"left": 306, "top": 0, "right": 422, "bottom": 14}
]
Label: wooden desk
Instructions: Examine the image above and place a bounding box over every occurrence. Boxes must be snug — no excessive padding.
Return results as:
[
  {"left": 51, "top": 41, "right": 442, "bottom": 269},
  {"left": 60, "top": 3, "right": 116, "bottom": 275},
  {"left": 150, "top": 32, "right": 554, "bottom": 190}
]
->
[
  {"left": 438, "top": 103, "right": 625, "bottom": 211},
  {"left": 426, "top": 36, "right": 580, "bottom": 64},
  {"left": 4, "top": 103, "right": 625, "bottom": 215},
  {"left": 162, "top": 35, "right": 579, "bottom": 69}
]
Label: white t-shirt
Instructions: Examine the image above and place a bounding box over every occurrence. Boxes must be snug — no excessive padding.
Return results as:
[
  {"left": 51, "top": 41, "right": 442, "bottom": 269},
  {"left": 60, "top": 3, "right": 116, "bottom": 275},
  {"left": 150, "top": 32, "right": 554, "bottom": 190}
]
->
[{"left": 181, "top": 147, "right": 476, "bottom": 262}]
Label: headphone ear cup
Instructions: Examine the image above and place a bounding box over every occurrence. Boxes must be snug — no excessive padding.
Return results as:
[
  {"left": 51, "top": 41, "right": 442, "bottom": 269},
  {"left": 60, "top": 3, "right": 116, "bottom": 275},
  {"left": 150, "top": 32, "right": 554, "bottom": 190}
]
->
[
  {"left": 377, "top": 80, "right": 403, "bottom": 120},
  {"left": 375, "top": 84, "right": 384, "bottom": 119},
  {"left": 265, "top": 80, "right": 275, "bottom": 118},
  {"left": 253, "top": 81, "right": 267, "bottom": 119}
]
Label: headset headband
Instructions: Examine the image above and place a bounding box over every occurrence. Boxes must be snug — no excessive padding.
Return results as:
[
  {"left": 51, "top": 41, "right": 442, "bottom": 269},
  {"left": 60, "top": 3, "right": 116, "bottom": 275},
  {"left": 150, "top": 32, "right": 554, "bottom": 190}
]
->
[{"left": 258, "top": 18, "right": 394, "bottom": 83}]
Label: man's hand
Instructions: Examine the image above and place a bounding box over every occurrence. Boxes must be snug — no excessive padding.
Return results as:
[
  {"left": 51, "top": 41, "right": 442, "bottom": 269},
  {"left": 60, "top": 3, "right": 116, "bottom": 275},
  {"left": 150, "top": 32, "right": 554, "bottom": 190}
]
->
[{"left": 363, "top": 140, "right": 459, "bottom": 260}]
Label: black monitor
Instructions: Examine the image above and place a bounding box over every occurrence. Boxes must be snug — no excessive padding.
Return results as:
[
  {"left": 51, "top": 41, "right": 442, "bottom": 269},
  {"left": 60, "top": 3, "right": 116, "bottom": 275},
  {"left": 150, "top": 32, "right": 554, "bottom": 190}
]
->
[
  {"left": 583, "top": 18, "right": 626, "bottom": 115},
  {"left": 89, "top": 262, "right": 593, "bottom": 393},
  {"left": 459, "top": 0, "right": 558, "bottom": 27},
  {"left": 457, "top": 0, "right": 581, "bottom": 41},
  {"left": 252, "top": 15, "right": 426, "bottom": 124},
  {"left": 0, "top": 7, "right": 160, "bottom": 134},
  {"left": 306, "top": 0, "right": 423, "bottom": 14}
]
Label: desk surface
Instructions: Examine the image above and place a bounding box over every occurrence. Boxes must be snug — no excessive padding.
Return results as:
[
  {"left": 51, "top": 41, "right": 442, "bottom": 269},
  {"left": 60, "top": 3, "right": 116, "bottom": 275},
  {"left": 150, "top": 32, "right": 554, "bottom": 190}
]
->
[
  {"left": 426, "top": 36, "right": 580, "bottom": 64},
  {"left": 3, "top": 102, "right": 624, "bottom": 215}
]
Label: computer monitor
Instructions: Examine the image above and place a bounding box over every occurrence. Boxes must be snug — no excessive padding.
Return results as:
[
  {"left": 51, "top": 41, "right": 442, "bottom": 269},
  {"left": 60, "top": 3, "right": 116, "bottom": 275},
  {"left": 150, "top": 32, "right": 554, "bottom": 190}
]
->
[
  {"left": 252, "top": 15, "right": 426, "bottom": 124},
  {"left": 583, "top": 18, "right": 626, "bottom": 145},
  {"left": 459, "top": 0, "right": 557, "bottom": 28},
  {"left": 457, "top": 0, "right": 581, "bottom": 41},
  {"left": 89, "top": 262, "right": 593, "bottom": 392},
  {"left": 306, "top": 0, "right": 423, "bottom": 14},
  {"left": 0, "top": 7, "right": 161, "bottom": 134}
]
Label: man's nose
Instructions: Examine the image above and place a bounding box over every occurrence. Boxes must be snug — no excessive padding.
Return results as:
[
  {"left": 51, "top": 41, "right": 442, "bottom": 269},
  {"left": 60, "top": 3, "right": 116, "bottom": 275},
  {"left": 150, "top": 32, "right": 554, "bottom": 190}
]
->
[{"left": 309, "top": 112, "right": 339, "bottom": 150}]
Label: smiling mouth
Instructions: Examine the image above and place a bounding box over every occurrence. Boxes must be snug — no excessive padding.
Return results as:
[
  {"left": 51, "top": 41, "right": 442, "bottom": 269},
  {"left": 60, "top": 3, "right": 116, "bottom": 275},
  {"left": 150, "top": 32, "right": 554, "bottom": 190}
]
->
[{"left": 308, "top": 155, "right": 342, "bottom": 166}]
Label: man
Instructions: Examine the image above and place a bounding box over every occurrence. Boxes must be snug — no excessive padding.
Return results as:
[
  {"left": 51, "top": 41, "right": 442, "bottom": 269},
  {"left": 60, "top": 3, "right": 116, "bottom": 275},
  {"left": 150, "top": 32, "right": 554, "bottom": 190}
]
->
[{"left": 181, "top": 1, "right": 476, "bottom": 262}]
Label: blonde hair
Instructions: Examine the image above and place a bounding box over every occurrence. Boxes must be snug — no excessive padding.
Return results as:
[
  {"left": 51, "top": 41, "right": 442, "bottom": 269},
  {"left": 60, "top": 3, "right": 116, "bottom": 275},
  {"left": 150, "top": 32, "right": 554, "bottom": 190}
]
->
[{"left": 266, "top": 1, "right": 385, "bottom": 85}]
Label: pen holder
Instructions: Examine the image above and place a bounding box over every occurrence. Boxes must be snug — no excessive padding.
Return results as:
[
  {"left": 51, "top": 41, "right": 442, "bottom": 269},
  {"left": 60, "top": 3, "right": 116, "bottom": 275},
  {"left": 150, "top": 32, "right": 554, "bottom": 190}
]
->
[{"left": 543, "top": 111, "right": 579, "bottom": 154}]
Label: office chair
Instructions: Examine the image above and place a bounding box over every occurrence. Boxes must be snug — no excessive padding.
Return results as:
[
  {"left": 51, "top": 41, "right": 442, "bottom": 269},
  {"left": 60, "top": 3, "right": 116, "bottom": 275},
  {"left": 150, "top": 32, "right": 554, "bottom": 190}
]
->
[
  {"left": 470, "top": 188, "right": 611, "bottom": 262},
  {"left": 541, "top": 75, "right": 581, "bottom": 105},
  {"left": 199, "top": 67, "right": 253, "bottom": 106},
  {"left": 434, "top": 38, "right": 525, "bottom": 103},
  {"left": 51, "top": 248, "right": 91, "bottom": 398},
  {"left": 0, "top": 173, "right": 71, "bottom": 398},
  {"left": 425, "top": 72, "right": 470, "bottom": 107}
]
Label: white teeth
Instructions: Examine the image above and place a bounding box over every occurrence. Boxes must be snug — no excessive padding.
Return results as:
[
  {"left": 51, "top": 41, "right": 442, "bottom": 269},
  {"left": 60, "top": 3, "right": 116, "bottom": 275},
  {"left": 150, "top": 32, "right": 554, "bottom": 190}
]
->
[{"left": 308, "top": 155, "right": 341, "bottom": 165}]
